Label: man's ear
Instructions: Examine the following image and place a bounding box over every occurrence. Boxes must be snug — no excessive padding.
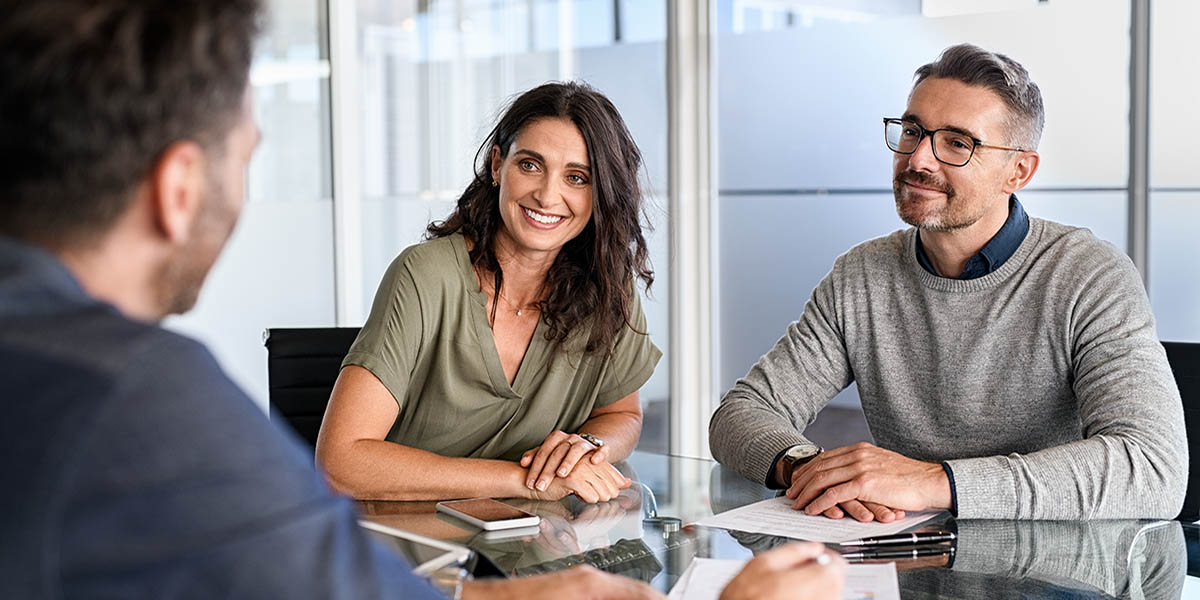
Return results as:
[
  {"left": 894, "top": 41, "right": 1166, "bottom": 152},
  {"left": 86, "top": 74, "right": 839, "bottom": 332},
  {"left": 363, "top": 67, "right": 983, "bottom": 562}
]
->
[
  {"left": 149, "top": 141, "right": 206, "bottom": 244},
  {"left": 1002, "top": 150, "right": 1040, "bottom": 194}
]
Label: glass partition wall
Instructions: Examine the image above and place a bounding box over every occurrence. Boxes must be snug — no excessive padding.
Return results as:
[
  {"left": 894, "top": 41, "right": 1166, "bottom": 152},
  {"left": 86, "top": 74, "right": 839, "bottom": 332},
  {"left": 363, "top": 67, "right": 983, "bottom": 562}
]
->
[
  {"left": 165, "top": 0, "right": 1192, "bottom": 451},
  {"left": 1149, "top": 0, "right": 1200, "bottom": 343}
]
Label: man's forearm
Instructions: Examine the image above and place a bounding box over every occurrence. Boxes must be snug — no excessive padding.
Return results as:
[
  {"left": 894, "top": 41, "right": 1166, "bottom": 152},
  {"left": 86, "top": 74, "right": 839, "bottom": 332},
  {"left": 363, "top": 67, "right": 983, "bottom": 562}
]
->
[
  {"left": 710, "top": 392, "right": 811, "bottom": 487},
  {"left": 708, "top": 306, "right": 851, "bottom": 487},
  {"left": 947, "top": 433, "right": 1186, "bottom": 519}
]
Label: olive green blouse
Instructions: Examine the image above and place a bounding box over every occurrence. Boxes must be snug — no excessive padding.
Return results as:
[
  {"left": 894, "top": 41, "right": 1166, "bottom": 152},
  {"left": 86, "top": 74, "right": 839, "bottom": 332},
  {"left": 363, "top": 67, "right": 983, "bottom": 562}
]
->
[{"left": 342, "top": 233, "right": 661, "bottom": 462}]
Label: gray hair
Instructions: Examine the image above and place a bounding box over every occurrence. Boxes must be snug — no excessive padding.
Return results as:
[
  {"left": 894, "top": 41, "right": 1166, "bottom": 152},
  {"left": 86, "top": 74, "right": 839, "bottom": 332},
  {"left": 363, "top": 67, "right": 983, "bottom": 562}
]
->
[{"left": 913, "top": 43, "right": 1045, "bottom": 150}]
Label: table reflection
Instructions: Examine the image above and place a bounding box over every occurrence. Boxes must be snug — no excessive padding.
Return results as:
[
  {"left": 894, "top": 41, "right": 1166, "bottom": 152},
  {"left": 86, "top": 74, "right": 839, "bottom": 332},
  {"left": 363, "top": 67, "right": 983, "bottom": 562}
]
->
[{"left": 358, "top": 451, "right": 1189, "bottom": 598}]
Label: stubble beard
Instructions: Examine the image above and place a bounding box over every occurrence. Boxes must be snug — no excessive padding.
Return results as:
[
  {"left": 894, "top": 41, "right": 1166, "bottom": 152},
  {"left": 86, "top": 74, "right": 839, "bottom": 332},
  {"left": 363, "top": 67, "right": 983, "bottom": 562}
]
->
[
  {"left": 156, "top": 177, "right": 239, "bottom": 317},
  {"left": 892, "top": 169, "right": 979, "bottom": 232}
]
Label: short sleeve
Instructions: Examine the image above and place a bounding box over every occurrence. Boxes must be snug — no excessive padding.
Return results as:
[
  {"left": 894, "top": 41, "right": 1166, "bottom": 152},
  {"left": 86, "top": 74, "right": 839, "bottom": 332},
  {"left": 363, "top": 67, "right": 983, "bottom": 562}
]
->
[
  {"left": 342, "top": 253, "right": 425, "bottom": 409},
  {"left": 594, "top": 290, "right": 662, "bottom": 407}
]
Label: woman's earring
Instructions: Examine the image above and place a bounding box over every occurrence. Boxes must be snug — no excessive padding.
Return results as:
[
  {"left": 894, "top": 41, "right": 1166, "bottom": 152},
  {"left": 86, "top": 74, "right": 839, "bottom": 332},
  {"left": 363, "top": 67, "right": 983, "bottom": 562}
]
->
[{"left": 492, "top": 176, "right": 499, "bottom": 188}]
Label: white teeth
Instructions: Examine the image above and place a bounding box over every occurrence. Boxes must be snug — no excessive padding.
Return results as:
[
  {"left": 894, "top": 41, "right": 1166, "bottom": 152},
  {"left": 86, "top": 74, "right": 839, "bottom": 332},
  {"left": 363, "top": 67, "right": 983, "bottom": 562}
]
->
[{"left": 523, "top": 207, "right": 564, "bottom": 224}]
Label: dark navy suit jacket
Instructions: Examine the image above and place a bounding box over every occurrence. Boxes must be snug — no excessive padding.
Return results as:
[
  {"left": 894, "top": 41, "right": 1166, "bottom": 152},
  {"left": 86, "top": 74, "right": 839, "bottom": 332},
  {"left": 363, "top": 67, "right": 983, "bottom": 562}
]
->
[{"left": 0, "top": 236, "right": 442, "bottom": 599}]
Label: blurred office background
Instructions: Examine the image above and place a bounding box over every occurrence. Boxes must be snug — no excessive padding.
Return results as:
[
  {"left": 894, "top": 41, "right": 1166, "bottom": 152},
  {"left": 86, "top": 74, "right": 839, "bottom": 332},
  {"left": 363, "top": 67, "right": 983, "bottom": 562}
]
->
[{"left": 166, "top": 0, "right": 1199, "bottom": 458}]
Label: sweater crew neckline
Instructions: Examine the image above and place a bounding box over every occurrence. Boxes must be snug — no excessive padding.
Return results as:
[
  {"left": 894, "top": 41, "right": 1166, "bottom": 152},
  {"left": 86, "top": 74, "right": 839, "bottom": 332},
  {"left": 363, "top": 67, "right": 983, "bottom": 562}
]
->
[{"left": 908, "top": 218, "right": 1045, "bottom": 293}]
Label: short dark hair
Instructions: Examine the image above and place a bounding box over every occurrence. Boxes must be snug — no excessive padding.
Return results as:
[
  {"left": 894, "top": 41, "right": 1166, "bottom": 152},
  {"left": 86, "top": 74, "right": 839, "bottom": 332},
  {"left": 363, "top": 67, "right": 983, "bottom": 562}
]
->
[
  {"left": 914, "top": 43, "right": 1045, "bottom": 149},
  {"left": 0, "top": 0, "right": 263, "bottom": 248},
  {"left": 428, "top": 81, "right": 654, "bottom": 355}
]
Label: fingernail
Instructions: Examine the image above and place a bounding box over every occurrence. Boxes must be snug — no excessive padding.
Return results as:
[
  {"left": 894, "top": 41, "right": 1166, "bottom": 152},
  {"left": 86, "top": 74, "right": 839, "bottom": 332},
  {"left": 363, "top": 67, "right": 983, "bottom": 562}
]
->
[
  {"left": 537, "top": 481, "right": 547, "bottom": 491},
  {"left": 559, "top": 469, "right": 568, "bottom": 476}
]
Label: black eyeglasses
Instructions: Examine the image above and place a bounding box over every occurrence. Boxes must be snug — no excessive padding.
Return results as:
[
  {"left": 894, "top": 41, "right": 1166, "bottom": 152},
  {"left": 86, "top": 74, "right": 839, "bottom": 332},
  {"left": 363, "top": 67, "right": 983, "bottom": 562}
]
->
[{"left": 883, "top": 118, "right": 1027, "bottom": 167}]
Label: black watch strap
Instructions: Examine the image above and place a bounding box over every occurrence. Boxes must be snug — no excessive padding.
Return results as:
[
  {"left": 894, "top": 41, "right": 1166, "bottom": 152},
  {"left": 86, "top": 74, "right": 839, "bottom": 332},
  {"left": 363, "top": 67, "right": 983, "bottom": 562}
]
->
[{"left": 767, "top": 446, "right": 793, "bottom": 489}]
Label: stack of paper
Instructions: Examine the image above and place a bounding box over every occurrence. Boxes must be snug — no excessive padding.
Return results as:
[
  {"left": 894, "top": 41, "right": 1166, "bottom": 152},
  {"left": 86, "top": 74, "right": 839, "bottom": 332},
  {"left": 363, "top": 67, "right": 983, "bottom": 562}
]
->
[
  {"left": 668, "top": 558, "right": 899, "bottom": 600},
  {"left": 695, "top": 496, "right": 939, "bottom": 542}
]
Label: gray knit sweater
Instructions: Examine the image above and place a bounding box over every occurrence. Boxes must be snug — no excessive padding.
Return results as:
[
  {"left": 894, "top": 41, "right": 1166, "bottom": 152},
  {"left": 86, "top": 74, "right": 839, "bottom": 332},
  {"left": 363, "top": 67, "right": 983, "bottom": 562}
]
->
[{"left": 709, "top": 218, "right": 1187, "bottom": 519}]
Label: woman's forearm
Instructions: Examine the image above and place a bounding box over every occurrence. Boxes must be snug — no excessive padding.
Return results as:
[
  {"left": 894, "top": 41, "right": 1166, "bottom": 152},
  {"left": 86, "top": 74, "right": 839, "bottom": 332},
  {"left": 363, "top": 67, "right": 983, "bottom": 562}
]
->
[
  {"left": 319, "top": 439, "right": 531, "bottom": 501},
  {"left": 578, "top": 411, "right": 642, "bottom": 462}
]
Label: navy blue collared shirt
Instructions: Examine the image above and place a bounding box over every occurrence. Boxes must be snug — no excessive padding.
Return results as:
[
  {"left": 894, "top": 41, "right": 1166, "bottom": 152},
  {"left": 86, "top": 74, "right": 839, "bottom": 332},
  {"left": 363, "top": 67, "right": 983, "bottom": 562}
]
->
[
  {"left": 916, "top": 195, "right": 1029, "bottom": 279},
  {"left": 0, "top": 236, "right": 442, "bottom": 599}
]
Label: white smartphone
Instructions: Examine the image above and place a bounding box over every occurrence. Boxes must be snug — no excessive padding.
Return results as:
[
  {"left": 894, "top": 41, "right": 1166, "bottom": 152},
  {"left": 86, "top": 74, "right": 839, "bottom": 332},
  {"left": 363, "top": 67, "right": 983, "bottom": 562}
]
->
[{"left": 436, "top": 498, "right": 541, "bottom": 531}]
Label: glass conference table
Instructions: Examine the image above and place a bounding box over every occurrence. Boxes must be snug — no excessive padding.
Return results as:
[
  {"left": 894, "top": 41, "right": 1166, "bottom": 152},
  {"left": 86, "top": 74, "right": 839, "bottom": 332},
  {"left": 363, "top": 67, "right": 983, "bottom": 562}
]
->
[{"left": 358, "top": 451, "right": 1193, "bottom": 598}]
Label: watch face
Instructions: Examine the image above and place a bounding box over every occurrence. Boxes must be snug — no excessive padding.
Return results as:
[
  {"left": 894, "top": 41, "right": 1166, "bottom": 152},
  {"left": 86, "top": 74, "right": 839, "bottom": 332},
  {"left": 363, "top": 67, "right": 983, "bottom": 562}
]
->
[{"left": 786, "top": 444, "right": 821, "bottom": 462}]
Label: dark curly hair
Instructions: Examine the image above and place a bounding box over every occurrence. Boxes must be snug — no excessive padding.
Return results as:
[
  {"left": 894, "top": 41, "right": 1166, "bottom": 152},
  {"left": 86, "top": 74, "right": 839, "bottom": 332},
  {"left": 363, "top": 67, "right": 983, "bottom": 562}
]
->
[{"left": 427, "top": 81, "right": 653, "bottom": 355}]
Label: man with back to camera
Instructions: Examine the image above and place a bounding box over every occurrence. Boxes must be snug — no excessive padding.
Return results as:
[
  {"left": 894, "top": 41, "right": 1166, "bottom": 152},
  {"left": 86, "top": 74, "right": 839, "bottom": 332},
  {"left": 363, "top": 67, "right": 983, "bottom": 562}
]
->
[
  {"left": 0, "top": 1, "right": 845, "bottom": 598},
  {"left": 709, "top": 43, "right": 1187, "bottom": 522}
]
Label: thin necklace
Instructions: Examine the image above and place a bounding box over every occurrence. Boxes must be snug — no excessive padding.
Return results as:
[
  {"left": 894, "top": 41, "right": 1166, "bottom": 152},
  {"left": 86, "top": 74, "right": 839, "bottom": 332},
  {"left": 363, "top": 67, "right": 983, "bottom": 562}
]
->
[
  {"left": 477, "top": 268, "right": 538, "bottom": 317},
  {"left": 474, "top": 264, "right": 541, "bottom": 317},
  {"left": 495, "top": 288, "right": 538, "bottom": 317}
]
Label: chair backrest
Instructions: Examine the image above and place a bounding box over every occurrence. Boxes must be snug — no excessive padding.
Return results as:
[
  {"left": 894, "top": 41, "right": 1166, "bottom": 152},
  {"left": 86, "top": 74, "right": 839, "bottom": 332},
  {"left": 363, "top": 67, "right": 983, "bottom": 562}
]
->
[
  {"left": 1164, "top": 341, "right": 1200, "bottom": 521},
  {"left": 264, "top": 327, "right": 361, "bottom": 448}
]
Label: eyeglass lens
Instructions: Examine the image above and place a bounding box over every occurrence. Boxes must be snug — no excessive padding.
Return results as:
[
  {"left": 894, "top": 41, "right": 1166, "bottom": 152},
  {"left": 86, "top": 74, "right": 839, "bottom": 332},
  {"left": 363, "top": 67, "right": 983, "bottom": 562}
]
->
[{"left": 885, "top": 120, "right": 974, "bottom": 166}]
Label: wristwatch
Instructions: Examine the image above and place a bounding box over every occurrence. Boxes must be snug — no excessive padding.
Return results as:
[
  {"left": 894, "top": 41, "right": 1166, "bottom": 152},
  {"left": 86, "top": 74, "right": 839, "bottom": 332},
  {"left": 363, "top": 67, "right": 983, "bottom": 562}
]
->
[
  {"left": 578, "top": 432, "right": 606, "bottom": 448},
  {"left": 781, "top": 443, "right": 822, "bottom": 469}
]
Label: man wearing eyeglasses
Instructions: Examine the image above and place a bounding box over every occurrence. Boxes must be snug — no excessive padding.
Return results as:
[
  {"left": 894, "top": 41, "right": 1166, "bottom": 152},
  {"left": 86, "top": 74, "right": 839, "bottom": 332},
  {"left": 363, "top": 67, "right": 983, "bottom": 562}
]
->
[{"left": 710, "top": 44, "right": 1186, "bottom": 522}]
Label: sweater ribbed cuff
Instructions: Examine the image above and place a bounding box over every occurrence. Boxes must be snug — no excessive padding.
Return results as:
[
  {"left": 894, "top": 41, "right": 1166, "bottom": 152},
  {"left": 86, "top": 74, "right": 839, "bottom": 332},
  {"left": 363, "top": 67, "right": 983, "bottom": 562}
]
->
[
  {"left": 944, "top": 456, "right": 1018, "bottom": 519},
  {"left": 740, "top": 430, "right": 810, "bottom": 489}
]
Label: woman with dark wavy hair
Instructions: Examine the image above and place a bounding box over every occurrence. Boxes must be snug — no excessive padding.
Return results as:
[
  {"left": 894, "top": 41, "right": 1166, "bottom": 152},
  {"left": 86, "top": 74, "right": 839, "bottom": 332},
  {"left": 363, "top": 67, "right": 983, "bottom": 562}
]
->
[{"left": 315, "top": 82, "right": 660, "bottom": 503}]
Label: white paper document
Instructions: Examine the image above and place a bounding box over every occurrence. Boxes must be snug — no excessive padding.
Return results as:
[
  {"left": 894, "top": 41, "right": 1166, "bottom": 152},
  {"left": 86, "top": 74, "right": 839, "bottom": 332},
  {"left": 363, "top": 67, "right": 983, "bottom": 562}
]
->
[
  {"left": 665, "top": 563, "right": 693, "bottom": 600},
  {"left": 666, "top": 558, "right": 900, "bottom": 600},
  {"left": 694, "top": 496, "right": 940, "bottom": 542},
  {"left": 843, "top": 562, "right": 901, "bottom": 600},
  {"left": 666, "top": 559, "right": 739, "bottom": 600}
]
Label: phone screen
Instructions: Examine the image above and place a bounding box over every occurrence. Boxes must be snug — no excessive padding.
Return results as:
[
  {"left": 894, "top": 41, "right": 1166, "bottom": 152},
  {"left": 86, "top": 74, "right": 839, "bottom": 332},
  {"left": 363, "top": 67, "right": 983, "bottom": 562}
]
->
[{"left": 442, "top": 499, "right": 531, "bottom": 521}]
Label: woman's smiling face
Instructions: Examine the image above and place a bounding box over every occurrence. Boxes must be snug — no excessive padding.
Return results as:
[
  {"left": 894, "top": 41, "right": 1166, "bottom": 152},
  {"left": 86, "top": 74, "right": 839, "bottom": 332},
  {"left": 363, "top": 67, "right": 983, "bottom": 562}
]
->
[{"left": 491, "top": 116, "right": 594, "bottom": 258}]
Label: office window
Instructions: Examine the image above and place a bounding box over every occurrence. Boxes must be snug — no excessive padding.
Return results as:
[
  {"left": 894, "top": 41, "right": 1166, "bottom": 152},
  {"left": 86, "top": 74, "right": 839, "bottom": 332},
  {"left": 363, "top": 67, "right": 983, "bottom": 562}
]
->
[
  {"left": 354, "top": 0, "right": 671, "bottom": 450},
  {"left": 715, "top": 0, "right": 1131, "bottom": 406},
  {"left": 166, "top": 0, "right": 337, "bottom": 411},
  {"left": 1149, "top": 1, "right": 1200, "bottom": 342}
]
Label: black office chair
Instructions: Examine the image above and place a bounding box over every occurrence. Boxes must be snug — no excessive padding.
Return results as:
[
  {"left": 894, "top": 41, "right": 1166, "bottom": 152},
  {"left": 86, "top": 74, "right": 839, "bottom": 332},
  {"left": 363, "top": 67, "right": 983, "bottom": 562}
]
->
[
  {"left": 264, "top": 327, "right": 361, "bottom": 448},
  {"left": 1164, "top": 341, "right": 1200, "bottom": 521}
]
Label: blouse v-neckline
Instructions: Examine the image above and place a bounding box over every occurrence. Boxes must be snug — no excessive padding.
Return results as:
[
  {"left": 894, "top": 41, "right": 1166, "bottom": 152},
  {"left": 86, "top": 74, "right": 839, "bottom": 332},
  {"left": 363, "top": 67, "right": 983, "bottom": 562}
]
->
[{"left": 453, "top": 234, "right": 550, "bottom": 399}]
